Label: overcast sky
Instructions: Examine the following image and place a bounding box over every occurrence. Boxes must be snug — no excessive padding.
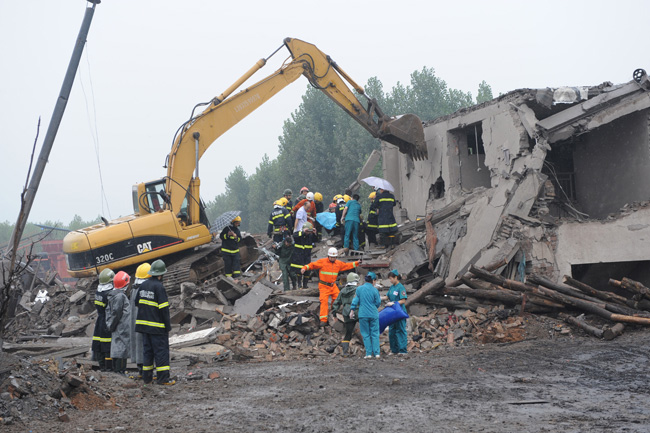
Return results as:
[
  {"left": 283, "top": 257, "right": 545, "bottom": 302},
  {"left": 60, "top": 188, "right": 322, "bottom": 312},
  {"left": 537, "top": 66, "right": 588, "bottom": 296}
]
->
[{"left": 1, "top": 0, "right": 648, "bottom": 225}]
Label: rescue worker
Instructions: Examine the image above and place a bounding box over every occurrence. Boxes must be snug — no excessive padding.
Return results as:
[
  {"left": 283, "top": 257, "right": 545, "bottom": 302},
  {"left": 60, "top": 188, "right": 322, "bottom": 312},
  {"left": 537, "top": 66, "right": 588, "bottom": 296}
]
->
[
  {"left": 341, "top": 193, "right": 361, "bottom": 251},
  {"left": 220, "top": 215, "right": 242, "bottom": 278},
  {"left": 374, "top": 187, "right": 398, "bottom": 246},
  {"left": 283, "top": 189, "right": 294, "bottom": 228},
  {"left": 92, "top": 268, "right": 114, "bottom": 371},
  {"left": 292, "top": 192, "right": 317, "bottom": 221},
  {"left": 330, "top": 272, "right": 360, "bottom": 356},
  {"left": 366, "top": 191, "right": 378, "bottom": 245},
  {"left": 106, "top": 270, "right": 131, "bottom": 374},
  {"left": 294, "top": 200, "right": 311, "bottom": 233},
  {"left": 297, "top": 186, "right": 309, "bottom": 201},
  {"left": 291, "top": 222, "right": 317, "bottom": 289},
  {"left": 350, "top": 272, "right": 381, "bottom": 358},
  {"left": 313, "top": 192, "right": 324, "bottom": 242},
  {"left": 335, "top": 197, "right": 346, "bottom": 243},
  {"left": 135, "top": 259, "right": 174, "bottom": 385},
  {"left": 268, "top": 198, "right": 291, "bottom": 242},
  {"left": 301, "top": 248, "right": 360, "bottom": 325},
  {"left": 383, "top": 269, "right": 408, "bottom": 355},
  {"left": 129, "top": 263, "right": 150, "bottom": 378},
  {"left": 274, "top": 231, "right": 295, "bottom": 291}
]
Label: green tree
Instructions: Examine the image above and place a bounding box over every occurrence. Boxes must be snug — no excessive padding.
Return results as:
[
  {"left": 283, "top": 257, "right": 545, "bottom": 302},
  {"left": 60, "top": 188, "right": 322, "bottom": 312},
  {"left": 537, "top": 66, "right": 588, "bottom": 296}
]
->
[{"left": 476, "top": 80, "right": 494, "bottom": 104}]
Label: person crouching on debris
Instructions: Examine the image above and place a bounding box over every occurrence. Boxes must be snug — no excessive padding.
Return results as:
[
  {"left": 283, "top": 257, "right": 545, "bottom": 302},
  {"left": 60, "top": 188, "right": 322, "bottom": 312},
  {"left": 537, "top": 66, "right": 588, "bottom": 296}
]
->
[
  {"left": 383, "top": 269, "right": 408, "bottom": 355},
  {"left": 301, "top": 248, "right": 360, "bottom": 326},
  {"left": 330, "top": 272, "right": 360, "bottom": 356},
  {"left": 350, "top": 272, "right": 381, "bottom": 359},
  {"left": 275, "top": 232, "right": 295, "bottom": 291},
  {"left": 220, "top": 215, "right": 242, "bottom": 279},
  {"left": 92, "top": 268, "right": 114, "bottom": 371},
  {"left": 135, "top": 259, "right": 175, "bottom": 385},
  {"left": 129, "top": 263, "right": 150, "bottom": 378},
  {"left": 106, "top": 271, "right": 132, "bottom": 374}
]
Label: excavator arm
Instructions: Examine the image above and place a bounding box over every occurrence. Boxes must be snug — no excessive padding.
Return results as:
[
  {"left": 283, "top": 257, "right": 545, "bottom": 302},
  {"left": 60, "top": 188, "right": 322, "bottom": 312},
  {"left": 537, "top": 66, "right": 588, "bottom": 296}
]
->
[{"left": 165, "top": 37, "right": 426, "bottom": 221}]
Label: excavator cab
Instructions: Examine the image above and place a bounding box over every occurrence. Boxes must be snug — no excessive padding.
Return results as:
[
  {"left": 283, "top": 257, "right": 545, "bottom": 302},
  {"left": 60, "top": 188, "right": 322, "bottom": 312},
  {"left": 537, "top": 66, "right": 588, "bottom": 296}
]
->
[{"left": 133, "top": 180, "right": 168, "bottom": 215}]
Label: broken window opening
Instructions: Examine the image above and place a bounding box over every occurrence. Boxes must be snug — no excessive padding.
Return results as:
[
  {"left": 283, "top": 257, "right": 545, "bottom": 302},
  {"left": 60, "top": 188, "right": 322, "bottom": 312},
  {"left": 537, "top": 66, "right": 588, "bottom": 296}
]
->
[
  {"left": 453, "top": 122, "right": 490, "bottom": 190},
  {"left": 467, "top": 124, "right": 485, "bottom": 156},
  {"left": 542, "top": 142, "right": 582, "bottom": 218},
  {"left": 571, "top": 261, "right": 650, "bottom": 295},
  {"left": 432, "top": 176, "right": 445, "bottom": 199}
]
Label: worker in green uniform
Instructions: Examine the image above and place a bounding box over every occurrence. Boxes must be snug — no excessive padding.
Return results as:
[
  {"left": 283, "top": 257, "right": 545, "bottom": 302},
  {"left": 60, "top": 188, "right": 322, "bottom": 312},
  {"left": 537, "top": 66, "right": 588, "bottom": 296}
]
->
[{"left": 384, "top": 269, "right": 408, "bottom": 354}]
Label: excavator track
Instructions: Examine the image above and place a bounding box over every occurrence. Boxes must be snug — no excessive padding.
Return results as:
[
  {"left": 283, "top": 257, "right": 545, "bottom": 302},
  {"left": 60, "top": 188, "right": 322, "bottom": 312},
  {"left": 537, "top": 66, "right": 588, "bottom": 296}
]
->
[
  {"left": 163, "top": 244, "right": 221, "bottom": 294},
  {"left": 162, "top": 236, "right": 260, "bottom": 294}
]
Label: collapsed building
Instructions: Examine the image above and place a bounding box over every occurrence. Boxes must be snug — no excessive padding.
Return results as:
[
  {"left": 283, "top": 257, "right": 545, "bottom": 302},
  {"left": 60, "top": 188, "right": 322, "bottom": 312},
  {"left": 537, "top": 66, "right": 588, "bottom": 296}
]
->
[{"left": 382, "top": 68, "right": 650, "bottom": 291}]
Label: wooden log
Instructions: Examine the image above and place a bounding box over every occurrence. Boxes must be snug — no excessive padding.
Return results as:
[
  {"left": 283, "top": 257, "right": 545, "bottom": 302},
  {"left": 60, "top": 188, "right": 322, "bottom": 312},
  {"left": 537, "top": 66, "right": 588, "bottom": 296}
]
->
[
  {"left": 456, "top": 278, "right": 564, "bottom": 309},
  {"left": 602, "top": 323, "right": 625, "bottom": 341},
  {"left": 405, "top": 277, "right": 445, "bottom": 307},
  {"left": 563, "top": 275, "right": 631, "bottom": 306},
  {"left": 609, "top": 314, "right": 650, "bottom": 325},
  {"left": 559, "top": 313, "right": 603, "bottom": 339},
  {"left": 448, "top": 259, "right": 507, "bottom": 288},
  {"left": 468, "top": 265, "right": 537, "bottom": 293},
  {"left": 529, "top": 274, "right": 646, "bottom": 317},
  {"left": 621, "top": 278, "right": 650, "bottom": 301}
]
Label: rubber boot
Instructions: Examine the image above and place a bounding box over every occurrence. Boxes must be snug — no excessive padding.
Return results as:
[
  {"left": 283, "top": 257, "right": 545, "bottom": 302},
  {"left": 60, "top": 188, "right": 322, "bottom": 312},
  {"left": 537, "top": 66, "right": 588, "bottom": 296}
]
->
[
  {"left": 103, "top": 355, "right": 113, "bottom": 372},
  {"left": 341, "top": 342, "right": 350, "bottom": 357},
  {"left": 95, "top": 352, "right": 105, "bottom": 371}
]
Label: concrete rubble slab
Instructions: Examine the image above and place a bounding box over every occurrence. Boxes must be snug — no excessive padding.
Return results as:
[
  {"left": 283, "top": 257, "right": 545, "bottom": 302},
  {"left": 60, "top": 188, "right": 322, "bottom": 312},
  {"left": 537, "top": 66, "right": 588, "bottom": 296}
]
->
[
  {"left": 169, "top": 327, "right": 219, "bottom": 349},
  {"left": 232, "top": 282, "right": 273, "bottom": 318}
]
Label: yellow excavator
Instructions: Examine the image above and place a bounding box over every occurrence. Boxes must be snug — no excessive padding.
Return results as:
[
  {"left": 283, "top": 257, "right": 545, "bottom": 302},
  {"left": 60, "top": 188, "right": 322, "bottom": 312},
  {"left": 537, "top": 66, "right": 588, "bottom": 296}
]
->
[{"left": 62, "top": 37, "right": 426, "bottom": 287}]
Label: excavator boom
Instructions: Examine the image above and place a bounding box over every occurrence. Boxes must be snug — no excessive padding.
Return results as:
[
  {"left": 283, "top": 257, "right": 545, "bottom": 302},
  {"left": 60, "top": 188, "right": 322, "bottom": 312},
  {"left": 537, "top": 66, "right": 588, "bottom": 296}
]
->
[{"left": 63, "top": 37, "right": 426, "bottom": 283}]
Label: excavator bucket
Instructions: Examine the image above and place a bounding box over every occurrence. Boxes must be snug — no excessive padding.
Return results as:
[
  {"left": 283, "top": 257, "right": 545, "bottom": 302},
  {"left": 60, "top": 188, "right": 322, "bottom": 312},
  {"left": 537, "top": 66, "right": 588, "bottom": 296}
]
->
[
  {"left": 381, "top": 114, "right": 427, "bottom": 160},
  {"left": 380, "top": 114, "right": 427, "bottom": 160}
]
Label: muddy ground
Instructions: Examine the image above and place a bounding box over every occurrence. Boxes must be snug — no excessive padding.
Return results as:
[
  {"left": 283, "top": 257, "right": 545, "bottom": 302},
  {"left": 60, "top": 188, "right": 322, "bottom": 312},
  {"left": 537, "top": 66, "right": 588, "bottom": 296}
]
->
[{"left": 5, "top": 321, "right": 650, "bottom": 433}]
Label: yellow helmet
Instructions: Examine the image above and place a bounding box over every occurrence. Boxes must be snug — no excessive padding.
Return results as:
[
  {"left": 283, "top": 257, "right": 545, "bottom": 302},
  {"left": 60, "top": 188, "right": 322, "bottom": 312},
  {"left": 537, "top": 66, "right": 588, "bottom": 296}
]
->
[
  {"left": 275, "top": 197, "right": 288, "bottom": 207},
  {"left": 333, "top": 194, "right": 342, "bottom": 202},
  {"left": 314, "top": 192, "right": 323, "bottom": 202},
  {"left": 135, "top": 263, "right": 151, "bottom": 279},
  {"left": 343, "top": 194, "right": 351, "bottom": 202},
  {"left": 369, "top": 192, "right": 376, "bottom": 199},
  {"left": 233, "top": 216, "right": 242, "bottom": 223}
]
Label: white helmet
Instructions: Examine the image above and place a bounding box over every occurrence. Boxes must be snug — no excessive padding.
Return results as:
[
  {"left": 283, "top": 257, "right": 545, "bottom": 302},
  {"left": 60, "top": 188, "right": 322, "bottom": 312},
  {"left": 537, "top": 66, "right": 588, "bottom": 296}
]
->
[
  {"left": 328, "top": 247, "right": 338, "bottom": 257},
  {"left": 306, "top": 192, "right": 314, "bottom": 201}
]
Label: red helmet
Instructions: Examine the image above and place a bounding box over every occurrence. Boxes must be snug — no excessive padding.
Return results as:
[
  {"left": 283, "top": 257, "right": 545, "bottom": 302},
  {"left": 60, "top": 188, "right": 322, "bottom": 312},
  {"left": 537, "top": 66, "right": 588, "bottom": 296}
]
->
[
  {"left": 328, "top": 203, "right": 336, "bottom": 209},
  {"left": 113, "top": 271, "right": 131, "bottom": 289},
  {"left": 300, "top": 186, "right": 309, "bottom": 193}
]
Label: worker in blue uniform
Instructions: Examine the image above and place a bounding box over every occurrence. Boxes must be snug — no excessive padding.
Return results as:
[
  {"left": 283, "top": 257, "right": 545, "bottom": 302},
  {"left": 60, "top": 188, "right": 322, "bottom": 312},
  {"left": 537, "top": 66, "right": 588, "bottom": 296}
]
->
[
  {"left": 384, "top": 269, "right": 408, "bottom": 354},
  {"left": 350, "top": 272, "right": 381, "bottom": 358}
]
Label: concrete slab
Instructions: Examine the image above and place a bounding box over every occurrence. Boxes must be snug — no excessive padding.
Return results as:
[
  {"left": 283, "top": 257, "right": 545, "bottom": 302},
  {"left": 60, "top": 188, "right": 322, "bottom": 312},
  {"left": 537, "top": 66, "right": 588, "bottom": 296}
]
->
[
  {"left": 169, "top": 327, "right": 219, "bottom": 348},
  {"left": 232, "top": 282, "right": 273, "bottom": 318},
  {"left": 389, "top": 242, "right": 428, "bottom": 277}
]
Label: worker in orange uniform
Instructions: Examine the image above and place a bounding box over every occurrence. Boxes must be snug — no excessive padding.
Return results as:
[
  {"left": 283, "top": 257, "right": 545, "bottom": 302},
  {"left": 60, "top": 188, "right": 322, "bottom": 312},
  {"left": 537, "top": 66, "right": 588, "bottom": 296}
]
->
[{"left": 301, "top": 247, "right": 361, "bottom": 326}]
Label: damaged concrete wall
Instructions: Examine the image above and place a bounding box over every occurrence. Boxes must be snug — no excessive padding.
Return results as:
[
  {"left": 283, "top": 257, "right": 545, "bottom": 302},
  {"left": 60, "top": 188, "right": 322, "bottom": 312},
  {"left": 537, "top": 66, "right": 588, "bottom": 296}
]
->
[
  {"left": 555, "top": 206, "right": 650, "bottom": 278},
  {"left": 382, "top": 77, "right": 650, "bottom": 285},
  {"left": 572, "top": 110, "right": 650, "bottom": 218}
]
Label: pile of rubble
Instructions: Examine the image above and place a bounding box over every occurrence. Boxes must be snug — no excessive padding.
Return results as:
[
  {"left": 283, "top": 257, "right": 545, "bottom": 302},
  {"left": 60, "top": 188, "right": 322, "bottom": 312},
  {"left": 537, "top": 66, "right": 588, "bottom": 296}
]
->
[
  {"left": 0, "top": 351, "right": 115, "bottom": 425},
  {"left": 5, "top": 219, "right": 650, "bottom": 424}
]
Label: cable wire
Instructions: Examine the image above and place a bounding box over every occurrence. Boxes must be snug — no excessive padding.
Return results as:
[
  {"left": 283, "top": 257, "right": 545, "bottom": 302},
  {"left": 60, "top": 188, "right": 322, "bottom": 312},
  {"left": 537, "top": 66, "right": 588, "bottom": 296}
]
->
[{"left": 80, "top": 43, "right": 112, "bottom": 220}]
